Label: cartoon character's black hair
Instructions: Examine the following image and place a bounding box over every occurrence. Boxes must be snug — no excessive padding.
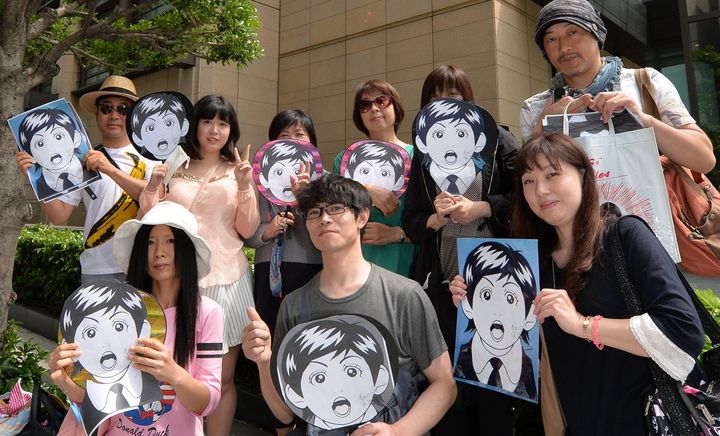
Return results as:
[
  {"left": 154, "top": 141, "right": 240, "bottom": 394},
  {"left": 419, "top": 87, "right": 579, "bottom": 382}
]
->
[{"left": 463, "top": 241, "right": 536, "bottom": 342}]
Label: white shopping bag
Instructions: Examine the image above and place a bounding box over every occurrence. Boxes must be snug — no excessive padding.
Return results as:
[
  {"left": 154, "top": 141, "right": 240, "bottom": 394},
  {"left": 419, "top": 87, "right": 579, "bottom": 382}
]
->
[{"left": 544, "top": 109, "right": 680, "bottom": 262}]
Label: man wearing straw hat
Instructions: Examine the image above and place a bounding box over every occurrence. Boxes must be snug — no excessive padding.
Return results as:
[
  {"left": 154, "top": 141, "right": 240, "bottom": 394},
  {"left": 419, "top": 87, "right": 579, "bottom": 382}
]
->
[
  {"left": 16, "top": 75, "right": 160, "bottom": 283},
  {"left": 519, "top": 0, "right": 714, "bottom": 174}
]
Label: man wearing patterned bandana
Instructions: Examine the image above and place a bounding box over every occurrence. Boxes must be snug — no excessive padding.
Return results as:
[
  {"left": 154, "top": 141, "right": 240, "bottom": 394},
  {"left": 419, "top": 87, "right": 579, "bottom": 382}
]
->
[{"left": 520, "top": 0, "right": 715, "bottom": 174}]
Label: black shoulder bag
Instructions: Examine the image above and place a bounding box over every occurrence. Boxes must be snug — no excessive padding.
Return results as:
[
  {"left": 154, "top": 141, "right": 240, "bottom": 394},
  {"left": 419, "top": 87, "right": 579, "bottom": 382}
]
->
[
  {"left": 609, "top": 216, "right": 720, "bottom": 435},
  {"left": 17, "top": 381, "right": 66, "bottom": 435}
]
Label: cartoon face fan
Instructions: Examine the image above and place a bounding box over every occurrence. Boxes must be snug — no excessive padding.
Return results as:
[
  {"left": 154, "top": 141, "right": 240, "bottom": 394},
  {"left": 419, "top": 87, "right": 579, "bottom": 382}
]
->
[
  {"left": 127, "top": 91, "right": 194, "bottom": 161},
  {"left": 252, "top": 139, "right": 323, "bottom": 206},
  {"left": 272, "top": 314, "right": 399, "bottom": 432},
  {"left": 412, "top": 98, "right": 498, "bottom": 195},
  {"left": 339, "top": 140, "right": 411, "bottom": 198},
  {"left": 7, "top": 98, "right": 101, "bottom": 203},
  {"left": 58, "top": 280, "right": 167, "bottom": 436}
]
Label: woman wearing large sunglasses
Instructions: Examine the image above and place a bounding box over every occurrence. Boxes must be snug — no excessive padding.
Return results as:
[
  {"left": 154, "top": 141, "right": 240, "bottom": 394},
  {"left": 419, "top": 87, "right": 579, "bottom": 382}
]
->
[{"left": 332, "top": 79, "right": 416, "bottom": 277}]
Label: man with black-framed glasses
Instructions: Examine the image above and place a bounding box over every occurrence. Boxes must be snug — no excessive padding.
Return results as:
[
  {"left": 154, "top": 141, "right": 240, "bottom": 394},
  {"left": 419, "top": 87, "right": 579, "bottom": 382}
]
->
[
  {"left": 243, "top": 174, "right": 456, "bottom": 435},
  {"left": 15, "top": 75, "right": 159, "bottom": 283}
]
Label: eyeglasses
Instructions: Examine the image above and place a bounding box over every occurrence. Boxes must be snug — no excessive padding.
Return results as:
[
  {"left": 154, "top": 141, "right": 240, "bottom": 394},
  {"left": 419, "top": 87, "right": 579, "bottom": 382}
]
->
[
  {"left": 97, "top": 103, "right": 131, "bottom": 116},
  {"left": 303, "top": 203, "right": 351, "bottom": 220},
  {"left": 358, "top": 95, "right": 392, "bottom": 113}
]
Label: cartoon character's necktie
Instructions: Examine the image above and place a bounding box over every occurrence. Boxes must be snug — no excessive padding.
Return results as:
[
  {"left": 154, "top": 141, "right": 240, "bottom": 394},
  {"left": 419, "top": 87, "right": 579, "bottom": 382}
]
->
[
  {"left": 445, "top": 174, "right": 460, "bottom": 195},
  {"left": 488, "top": 357, "right": 503, "bottom": 388},
  {"left": 59, "top": 173, "right": 73, "bottom": 190},
  {"left": 110, "top": 383, "right": 129, "bottom": 409}
]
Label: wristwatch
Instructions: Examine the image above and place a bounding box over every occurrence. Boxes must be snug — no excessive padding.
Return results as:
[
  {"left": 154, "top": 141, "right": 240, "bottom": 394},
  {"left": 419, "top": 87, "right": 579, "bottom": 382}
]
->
[{"left": 399, "top": 227, "right": 406, "bottom": 243}]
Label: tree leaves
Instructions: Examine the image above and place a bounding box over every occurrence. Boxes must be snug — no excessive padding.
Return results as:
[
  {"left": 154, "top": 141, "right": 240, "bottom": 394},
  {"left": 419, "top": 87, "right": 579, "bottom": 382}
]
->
[{"left": 13, "top": 0, "right": 262, "bottom": 79}]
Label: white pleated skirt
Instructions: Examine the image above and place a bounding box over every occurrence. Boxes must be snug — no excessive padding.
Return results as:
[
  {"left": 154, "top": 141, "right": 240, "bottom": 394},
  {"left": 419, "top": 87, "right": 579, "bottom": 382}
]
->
[{"left": 200, "top": 268, "right": 254, "bottom": 353}]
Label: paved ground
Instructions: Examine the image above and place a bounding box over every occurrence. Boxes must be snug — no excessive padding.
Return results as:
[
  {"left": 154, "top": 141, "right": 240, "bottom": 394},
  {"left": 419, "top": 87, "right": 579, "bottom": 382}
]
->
[{"left": 16, "top": 326, "right": 272, "bottom": 436}]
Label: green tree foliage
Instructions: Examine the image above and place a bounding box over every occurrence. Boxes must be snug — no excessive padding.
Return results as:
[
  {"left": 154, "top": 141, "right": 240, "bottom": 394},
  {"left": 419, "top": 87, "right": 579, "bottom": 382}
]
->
[
  {"left": 18, "top": 0, "right": 263, "bottom": 76},
  {"left": 0, "top": 0, "right": 263, "bottom": 341}
]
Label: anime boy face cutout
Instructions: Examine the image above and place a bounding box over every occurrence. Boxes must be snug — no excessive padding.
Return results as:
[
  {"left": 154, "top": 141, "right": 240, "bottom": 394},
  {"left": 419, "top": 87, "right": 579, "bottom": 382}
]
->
[
  {"left": 253, "top": 139, "right": 323, "bottom": 206},
  {"left": 59, "top": 281, "right": 166, "bottom": 436},
  {"left": 461, "top": 242, "right": 537, "bottom": 353},
  {"left": 18, "top": 109, "right": 82, "bottom": 172},
  {"left": 412, "top": 98, "right": 498, "bottom": 195},
  {"left": 61, "top": 281, "right": 151, "bottom": 382},
  {"left": 273, "top": 314, "right": 398, "bottom": 431},
  {"left": 128, "top": 92, "right": 194, "bottom": 161},
  {"left": 340, "top": 141, "right": 411, "bottom": 198}
]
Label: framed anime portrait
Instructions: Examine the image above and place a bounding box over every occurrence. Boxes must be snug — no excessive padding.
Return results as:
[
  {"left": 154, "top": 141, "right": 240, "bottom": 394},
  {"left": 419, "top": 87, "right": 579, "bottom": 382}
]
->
[
  {"left": 453, "top": 239, "right": 540, "bottom": 403},
  {"left": 58, "top": 281, "right": 166, "bottom": 436},
  {"left": 272, "top": 314, "right": 399, "bottom": 432},
  {"left": 8, "top": 99, "right": 101, "bottom": 203},
  {"left": 126, "top": 91, "right": 194, "bottom": 161},
  {"left": 412, "top": 98, "right": 498, "bottom": 196},
  {"left": 252, "top": 139, "right": 323, "bottom": 206},
  {"left": 339, "top": 140, "right": 411, "bottom": 198}
]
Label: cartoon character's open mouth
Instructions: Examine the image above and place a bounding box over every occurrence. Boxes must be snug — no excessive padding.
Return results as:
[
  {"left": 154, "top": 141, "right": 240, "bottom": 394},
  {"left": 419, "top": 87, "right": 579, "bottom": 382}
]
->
[
  {"left": 157, "top": 140, "right": 169, "bottom": 151},
  {"left": 332, "top": 397, "right": 351, "bottom": 418},
  {"left": 490, "top": 320, "right": 505, "bottom": 341},
  {"left": 100, "top": 351, "right": 118, "bottom": 370},
  {"left": 444, "top": 151, "right": 457, "bottom": 164},
  {"left": 50, "top": 153, "right": 63, "bottom": 165},
  {"left": 282, "top": 187, "right": 293, "bottom": 198}
]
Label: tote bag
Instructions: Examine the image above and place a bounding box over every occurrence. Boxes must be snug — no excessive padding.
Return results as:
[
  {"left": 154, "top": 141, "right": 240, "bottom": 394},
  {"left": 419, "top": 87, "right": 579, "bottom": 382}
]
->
[{"left": 560, "top": 107, "right": 681, "bottom": 262}]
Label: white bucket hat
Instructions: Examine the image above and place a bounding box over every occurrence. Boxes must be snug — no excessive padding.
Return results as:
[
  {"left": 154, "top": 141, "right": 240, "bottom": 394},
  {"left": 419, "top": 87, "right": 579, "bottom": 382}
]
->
[{"left": 113, "top": 201, "right": 212, "bottom": 279}]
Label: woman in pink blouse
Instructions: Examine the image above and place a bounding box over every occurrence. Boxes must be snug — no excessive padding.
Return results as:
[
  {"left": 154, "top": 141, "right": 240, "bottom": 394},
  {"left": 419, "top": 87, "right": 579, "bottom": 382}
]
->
[{"left": 139, "top": 95, "right": 260, "bottom": 435}]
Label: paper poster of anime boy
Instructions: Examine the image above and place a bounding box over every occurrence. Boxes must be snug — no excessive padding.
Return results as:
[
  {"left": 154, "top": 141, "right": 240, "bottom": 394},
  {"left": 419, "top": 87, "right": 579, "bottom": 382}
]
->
[
  {"left": 127, "top": 91, "right": 193, "bottom": 161},
  {"left": 339, "top": 140, "right": 411, "bottom": 198},
  {"left": 8, "top": 100, "right": 100, "bottom": 203},
  {"left": 252, "top": 139, "right": 323, "bottom": 206},
  {"left": 272, "top": 314, "right": 399, "bottom": 431},
  {"left": 59, "top": 281, "right": 165, "bottom": 436},
  {"left": 412, "top": 98, "right": 498, "bottom": 195},
  {"left": 453, "top": 239, "right": 540, "bottom": 403}
]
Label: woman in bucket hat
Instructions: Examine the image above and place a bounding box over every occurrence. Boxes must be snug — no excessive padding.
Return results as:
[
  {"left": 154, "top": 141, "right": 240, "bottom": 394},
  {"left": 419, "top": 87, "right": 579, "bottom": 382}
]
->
[{"left": 50, "top": 201, "right": 224, "bottom": 435}]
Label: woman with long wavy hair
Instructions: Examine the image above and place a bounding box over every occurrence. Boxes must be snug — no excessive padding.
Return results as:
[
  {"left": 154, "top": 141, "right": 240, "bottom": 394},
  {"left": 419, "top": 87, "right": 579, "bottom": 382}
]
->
[{"left": 451, "top": 134, "right": 704, "bottom": 434}]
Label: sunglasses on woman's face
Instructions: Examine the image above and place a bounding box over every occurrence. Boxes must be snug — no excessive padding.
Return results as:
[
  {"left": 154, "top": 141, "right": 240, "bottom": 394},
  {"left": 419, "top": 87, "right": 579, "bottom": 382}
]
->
[
  {"left": 96, "top": 103, "right": 131, "bottom": 116},
  {"left": 358, "top": 95, "right": 392, "bottom": 113}
]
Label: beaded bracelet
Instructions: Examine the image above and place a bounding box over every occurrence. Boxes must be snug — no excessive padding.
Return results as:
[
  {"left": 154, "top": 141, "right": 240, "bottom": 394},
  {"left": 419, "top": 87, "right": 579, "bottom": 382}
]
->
[{"left": 591, "top": 315, "right": 604, "bottom": 350}]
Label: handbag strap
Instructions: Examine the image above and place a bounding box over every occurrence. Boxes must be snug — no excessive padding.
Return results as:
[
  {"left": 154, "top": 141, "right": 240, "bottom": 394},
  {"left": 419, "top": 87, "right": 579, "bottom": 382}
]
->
[
  {"left": 635, "top": 69, "right": 711, "bottom": 187},
  {"left": 608, "top": 216, "right": 710, "bottom": 435},
  {"left": 634, "top": 68, "right": 661, "bottom": 120},
  {"left": 25, "top": 381, "right": 63, "bottom": 432}
]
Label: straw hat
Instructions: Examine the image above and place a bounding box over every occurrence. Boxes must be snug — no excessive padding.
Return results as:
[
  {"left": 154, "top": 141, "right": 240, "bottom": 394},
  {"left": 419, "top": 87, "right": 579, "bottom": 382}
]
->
[
  {"left": 79, "top": 75, "right": 139, "bottom": 115},
  {"left": 113, "top": 202, "right": 212, "bottom": 279}
]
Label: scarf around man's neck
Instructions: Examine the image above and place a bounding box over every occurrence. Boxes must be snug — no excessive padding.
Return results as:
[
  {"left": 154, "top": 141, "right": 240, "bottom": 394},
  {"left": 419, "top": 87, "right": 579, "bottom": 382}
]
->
[{"left": 549, "top": 56, "right": 623, "bottom": 98}]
